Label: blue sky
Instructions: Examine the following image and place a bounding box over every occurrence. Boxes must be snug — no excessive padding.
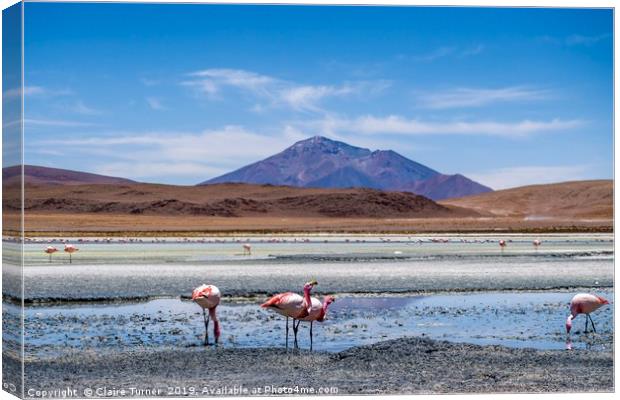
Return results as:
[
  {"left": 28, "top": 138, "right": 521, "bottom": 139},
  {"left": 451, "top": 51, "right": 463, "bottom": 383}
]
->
[{"left": 20, "top": 4, "right": 612, "bottom": 189}]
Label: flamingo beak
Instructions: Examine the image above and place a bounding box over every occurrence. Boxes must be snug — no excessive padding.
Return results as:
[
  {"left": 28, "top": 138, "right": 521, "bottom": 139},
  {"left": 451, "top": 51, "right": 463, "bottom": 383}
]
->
[{"left": 310, "top": 279, "right": 318, "bottom": 286}]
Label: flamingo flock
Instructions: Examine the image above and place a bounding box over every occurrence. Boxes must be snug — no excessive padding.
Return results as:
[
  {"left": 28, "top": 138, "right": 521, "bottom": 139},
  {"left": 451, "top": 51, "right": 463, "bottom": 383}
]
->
[
  {"left": 191, "top": 279, "right": 335, "bottom": 350},
  {"left": 43, "top": 244, "right": 78, "bottom": 263},
  {"left": 190, "top": 280, "right": 609, "bottom": 351},
  {"left": 36, "top": 236, "right": 610, "bottom": 351}
]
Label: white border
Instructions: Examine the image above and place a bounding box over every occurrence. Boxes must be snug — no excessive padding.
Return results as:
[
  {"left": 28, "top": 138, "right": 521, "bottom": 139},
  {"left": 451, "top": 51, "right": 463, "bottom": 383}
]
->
[{"left": 0, "top": 2, "right": 615, "bottom": 400}]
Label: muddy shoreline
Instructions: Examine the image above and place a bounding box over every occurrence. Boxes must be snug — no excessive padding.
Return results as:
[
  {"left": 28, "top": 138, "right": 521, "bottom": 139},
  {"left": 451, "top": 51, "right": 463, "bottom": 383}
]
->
[
  {"left": 4, "top": 337, "right": 613, "bottom": 396},
  {"left": 2, "top": 285, "right": 614, "bottom": 306}
]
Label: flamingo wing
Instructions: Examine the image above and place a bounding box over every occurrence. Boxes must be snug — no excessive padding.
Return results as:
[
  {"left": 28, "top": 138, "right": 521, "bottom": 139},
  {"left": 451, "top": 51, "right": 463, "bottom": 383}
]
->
[
  {"left": 261, "top": 292, "right": 306, "bottom": 318},
  {"left": 297, "top": 297, "right": 323, "bottom": 322},
  {"left": 570, "top": 293, "right": 608, "bottom": 314}
]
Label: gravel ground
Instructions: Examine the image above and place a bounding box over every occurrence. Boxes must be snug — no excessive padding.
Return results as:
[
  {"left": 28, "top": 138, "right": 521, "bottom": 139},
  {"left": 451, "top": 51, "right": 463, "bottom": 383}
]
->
[
  {"left": 3, "top": 256, "right": 613, "bottom": 302},
  {"left": 4, "top": 337, "right": 613, "bottom": 397}
]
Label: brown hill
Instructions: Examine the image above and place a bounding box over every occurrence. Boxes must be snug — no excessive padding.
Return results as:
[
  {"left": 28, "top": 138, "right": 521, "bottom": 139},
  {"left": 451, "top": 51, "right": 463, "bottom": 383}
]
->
[
  {"left": 440, "top": 180, "right": 612, "bottom": 219},
  {"left": 7, "top": 182, "right": 478, "bottom": 219},
  {"left": 2, "top": 165, "right": 136, "bottom": 185}
]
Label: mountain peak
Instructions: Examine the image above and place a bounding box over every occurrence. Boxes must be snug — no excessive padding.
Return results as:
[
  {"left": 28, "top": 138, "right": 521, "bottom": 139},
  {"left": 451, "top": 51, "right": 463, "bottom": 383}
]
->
[
  {"left": 292, "top": 135, "right": 335, "bottom": 147},
  {"left": 288, "top": 136, "right": 371, "bottom": 157},
  {"left": 201, "top": 136, "right": 492, "bottom": 200}
]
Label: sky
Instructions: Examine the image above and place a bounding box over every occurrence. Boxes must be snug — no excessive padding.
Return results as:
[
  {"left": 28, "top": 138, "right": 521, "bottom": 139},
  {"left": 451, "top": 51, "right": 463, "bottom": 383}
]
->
[{"left": 19, "top": 4, "right": 613, "bottom": 189}]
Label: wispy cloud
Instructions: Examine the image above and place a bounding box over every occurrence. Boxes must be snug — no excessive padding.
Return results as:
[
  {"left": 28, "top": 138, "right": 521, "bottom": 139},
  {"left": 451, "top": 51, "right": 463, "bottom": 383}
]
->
[
  {"left": 181, "top": 68, "right": 390, "bottom": 112},
  {"left": 140, "top": 78, "right": 161, "bottom": 87},
  {"left": 566, "top": 33, "right": 611, "bottom": 46},
  {"left": 145, "top": 97, "right": 166, "bottom": 110},
  {"left": 279, "top": 84, "right": 355, "bottom": 112},
  {"left": 466, "top": 165, "right": 589, "bottom": 190},
  {"left": 410, "top": 44, "right": 485, "bottom": 62},
  {"left": 460, "top": 44, "right": 485, "bottom": 57},
  {"left": 539, "top": 33, "right": 611, "bottom": 46},
  {"left": 32, "top": 126, "right": 306, "bottom": 182},
  {"left": 417, "top": 86, "right": 550, "bottom": 109},
  {"left": 25, "top": 118, "right": 97, "bottom": 128},
  {"left": 4, "top": 85, "right": 72, "bottom": 100},
  {"left": 183, "top": 68, "right": 275, "bottom": 98},
  {"left": 412, "top": 46, "right": 455, "bottom": 62},
  {"left": 300, "top": 115, "right": 583, "bottom": 138},
  {"left": 96, "top": 162, "right": 226, "bottom": 182},
  {"left": 69, "top": 100, "right": 103, "bottom": 116}
]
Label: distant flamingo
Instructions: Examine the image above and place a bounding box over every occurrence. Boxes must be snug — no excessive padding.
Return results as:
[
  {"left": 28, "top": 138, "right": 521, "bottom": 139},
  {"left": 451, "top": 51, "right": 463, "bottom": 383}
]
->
[
  {"left": 294, "top": 295, "right": 335, "bottom": 351},
  {"left": 192, "top": 284, "right": 221, "bottom": 345},
  {"left": 242, "top": 244, "right": 252, "bottom": 255},
  {"left": 261, "top": 280, "right": 318, "bottom": 349},
  {"left": 64, "top": 244, "right": 78, "bottom": 263},
  {"left": 499, "top": 240, "right": 506, "bottom": 249},
  {"left": 44, "top": 246, "right": 58, "bottom": 263},
  {"left": 566, "top": 293, "right": 609, "bottom": 335},
  {"left": 533, "top": 239, "right": 542, "bottom": 247}
]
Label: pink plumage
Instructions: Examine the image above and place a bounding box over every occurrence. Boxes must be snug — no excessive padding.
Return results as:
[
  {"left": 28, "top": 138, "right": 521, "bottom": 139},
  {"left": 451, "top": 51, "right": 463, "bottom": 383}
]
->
[
  {"left": 261, "top": 280, "right": 318, "bottom": 349},
  {"left": 192, "top": 284, "right": 221, "bottom": 310},
  {"left": 45, "top": 246, "right": 58, "bottom": 254},
  {"left": 565, "top": 293, "right": 609, "bottom": 335},
  {"left": 297, "top": 295, "right": 335, "bottom": 323},
  {"left": 295, "top": 296, "right": 335, "bottom": 351},
  {"left": 192, "top": 284, "right": 221, "bottom": 345},
  {"left": 64, "top": 243, "right": 78, "bottom": 263},
  {"left": 261, "top": 292, "right": 310, "bottom": 319},
  {"left": 64, "top": 244, "right": 78, "bottom": 253}
]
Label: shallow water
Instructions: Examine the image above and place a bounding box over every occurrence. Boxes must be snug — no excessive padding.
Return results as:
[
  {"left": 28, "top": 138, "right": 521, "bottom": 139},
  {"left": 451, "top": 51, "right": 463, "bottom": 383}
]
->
[
  {"left": 3, "top": 234, "right": 614, "bottom": 301},
  {"left": 3, "top": 234, "right": 613, "bottom": 360},
  {"left": 19, "top": 234, "right": 614, "bottom": 266},
  {"left": 5, "top": 290, "right": 613, "bottom": 359}
]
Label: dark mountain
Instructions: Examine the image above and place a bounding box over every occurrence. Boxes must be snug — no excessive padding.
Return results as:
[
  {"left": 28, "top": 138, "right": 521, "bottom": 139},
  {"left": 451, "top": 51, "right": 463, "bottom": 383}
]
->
[
  {"left": 3, "top": 165, "right": 136, "bottom": 186},
  {"left": 201, "top": 136, "right": 492, "bottom": 200},
  {"left": 406, "top": 174, "right": 492, "bottom": 201},
  {"left": 10, "top": 182, "right": 479, "bottom": 219}
]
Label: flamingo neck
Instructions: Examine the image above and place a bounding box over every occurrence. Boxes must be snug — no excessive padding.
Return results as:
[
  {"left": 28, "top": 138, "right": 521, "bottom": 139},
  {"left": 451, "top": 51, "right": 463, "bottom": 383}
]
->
[
  {"left": 319, "top": 301, "right": 332, "bottom": 321},
  {"left": 303, "top": 287, "right": 312, "bottom": 311},
  {"left": 566, "top": 314, "right": 574, "bottom": 334},
  {"left": 209, "top": 307, "right": 220, "bottom": 340}
]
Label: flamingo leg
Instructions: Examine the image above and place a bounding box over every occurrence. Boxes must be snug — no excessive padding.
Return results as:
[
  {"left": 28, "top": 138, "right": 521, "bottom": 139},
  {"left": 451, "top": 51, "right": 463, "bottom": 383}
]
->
[
  {"left": 584, "top": 314, "right": 589, "bottom": 333},
  {"left": 69, "top": 253, "right": 72, "bottom": 264},
  {"left": 310, "top": 321, "right": 313, "bottom": 351},
  {"left": 588, "top": 314, "right": 597, "bottom": 333},
  {"left": 285, "top": 317, "right": 289, "bottom": 349},
  {"left": 293, "top": 319, "right": 300, "bottom": 349},
  {"left": 203, "top": 309, "right": 210, "bottom": 345}
]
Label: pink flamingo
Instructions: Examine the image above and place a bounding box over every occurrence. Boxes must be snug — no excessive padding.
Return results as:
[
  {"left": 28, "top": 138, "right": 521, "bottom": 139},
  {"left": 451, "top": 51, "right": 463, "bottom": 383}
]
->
[
  {"left": 64, "top": 244, "right": 78, "bottom": 263},
  {"left": 566, "top": 293, "right": 609, "bottom": 335},
  {"left": 294, "top": 295, "right": 335, "bottom": 351},
  {"left": 261, "top": 280, "right": 318, "bottom": 349},
  {"left": 192, "top": 284, "right": 221, "bottom": 345},
  {"left": 44, "top": 246, "right": 58, "bottom": 263},
  {"left": 242, "top": 244, "right": 252, "bottom": 255},
  {"left": 499, "top": 240, "right": 506, "bottom": 249},
  {"left": 533, "top": 239, "right": 542, "bottom": 247}
]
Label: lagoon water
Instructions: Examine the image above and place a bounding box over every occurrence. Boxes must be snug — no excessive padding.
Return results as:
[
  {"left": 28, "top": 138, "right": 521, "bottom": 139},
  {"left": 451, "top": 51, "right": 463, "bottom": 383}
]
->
[
  {"left": 2, "top": 234, "right": 614, "bottom": 359},
  {"left": 5, "top": 291, "right": 613, "bottom": 359}
]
